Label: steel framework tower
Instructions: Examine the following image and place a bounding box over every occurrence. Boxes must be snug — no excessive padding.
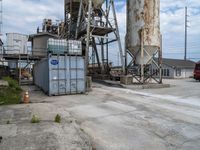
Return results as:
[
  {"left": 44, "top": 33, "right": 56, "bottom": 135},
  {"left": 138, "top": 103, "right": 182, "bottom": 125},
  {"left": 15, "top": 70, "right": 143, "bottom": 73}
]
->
[{"left": 64, "top": 0, "right": 124, "bottom": 77}]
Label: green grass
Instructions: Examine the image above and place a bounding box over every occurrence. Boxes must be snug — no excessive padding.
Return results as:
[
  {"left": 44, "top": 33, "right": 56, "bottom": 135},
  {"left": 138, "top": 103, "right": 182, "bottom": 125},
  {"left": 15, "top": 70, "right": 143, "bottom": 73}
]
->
[
  {"left": 54, "top": 114, "right": 61, "bottom": 123},
  {"left": 31, "top": 115, "right": 40, "bottom": 123},
  {"left": 0, "top": 77, "right": 22, "bottom": 105}
]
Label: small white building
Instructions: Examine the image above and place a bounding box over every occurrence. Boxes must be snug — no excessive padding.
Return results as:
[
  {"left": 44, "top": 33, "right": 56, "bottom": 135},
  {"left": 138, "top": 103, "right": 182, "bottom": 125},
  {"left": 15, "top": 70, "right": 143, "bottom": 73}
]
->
[{"left": 153, "top": 58, "right": 196, "bottom": 79}]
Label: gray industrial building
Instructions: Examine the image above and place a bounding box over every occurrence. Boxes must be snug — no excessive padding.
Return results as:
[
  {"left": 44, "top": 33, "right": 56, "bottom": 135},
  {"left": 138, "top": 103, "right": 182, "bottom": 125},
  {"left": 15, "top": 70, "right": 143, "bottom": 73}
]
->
[
  {"left": 153, "top": 58, "right": 196, "bottom": 79},
  {"left": 29, "top": 32, "right": 58, "bottom": 57}
]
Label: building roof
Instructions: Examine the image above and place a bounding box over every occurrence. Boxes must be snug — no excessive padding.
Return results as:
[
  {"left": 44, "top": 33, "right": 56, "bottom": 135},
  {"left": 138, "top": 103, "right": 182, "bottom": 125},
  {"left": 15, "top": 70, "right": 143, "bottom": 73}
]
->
[
  {"left": 6, "top": 33, "right": 28, "bottom": 37},
  {"left": 28, "top": 32, "right": 58, "bottom": 41},
  {"left": 162, "top": 58, "right": 196, "bottom": 69}
]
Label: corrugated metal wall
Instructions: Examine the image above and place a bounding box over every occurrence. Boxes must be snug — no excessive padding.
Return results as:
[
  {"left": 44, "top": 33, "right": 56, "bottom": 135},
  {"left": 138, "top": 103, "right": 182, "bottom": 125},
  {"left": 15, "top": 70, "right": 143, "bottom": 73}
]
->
[{"left": 34, "top": 54, "right": 85, "bottom": 96}]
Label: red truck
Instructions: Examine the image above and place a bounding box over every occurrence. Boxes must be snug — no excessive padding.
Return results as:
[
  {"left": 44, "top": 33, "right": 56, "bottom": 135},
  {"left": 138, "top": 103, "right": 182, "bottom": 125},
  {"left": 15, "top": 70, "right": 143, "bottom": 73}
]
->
[{"left": 194, "top": 61, "right": 200, "bottom": 81}]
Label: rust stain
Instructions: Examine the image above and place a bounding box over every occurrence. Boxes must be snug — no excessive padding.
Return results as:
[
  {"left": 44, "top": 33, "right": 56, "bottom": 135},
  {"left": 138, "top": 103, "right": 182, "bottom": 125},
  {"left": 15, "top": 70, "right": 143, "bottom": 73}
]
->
[{"left": 127, "top": 0, "right": 160, "bottom": 49}]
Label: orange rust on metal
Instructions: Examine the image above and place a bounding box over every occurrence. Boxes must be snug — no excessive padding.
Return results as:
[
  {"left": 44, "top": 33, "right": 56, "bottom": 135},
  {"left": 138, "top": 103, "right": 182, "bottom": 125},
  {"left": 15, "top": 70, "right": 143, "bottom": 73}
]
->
[
  {"left": 126, "top": 0, "right": 160, "bottom": 64},
  {"left": 143, "top": 0, "right": 157, "bottom": 45}
]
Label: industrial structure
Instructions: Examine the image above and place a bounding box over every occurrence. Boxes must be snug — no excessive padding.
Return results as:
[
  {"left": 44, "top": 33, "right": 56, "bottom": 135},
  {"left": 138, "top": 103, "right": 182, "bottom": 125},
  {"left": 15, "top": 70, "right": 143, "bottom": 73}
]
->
[
  {"left": 61, "top": 0, "right": 162, "bottom": 83},
  {"left": 125, "top": 0, "right": 162, "bottom": 84},
  {"left": 64, "top": 0, "right": 124, "bottom": 78},
  {"left": 1, "top": 33, "right": 40, "bottom": 83},
  {"left": 0, "top": 0, "right": 163, "bottom": 93}
]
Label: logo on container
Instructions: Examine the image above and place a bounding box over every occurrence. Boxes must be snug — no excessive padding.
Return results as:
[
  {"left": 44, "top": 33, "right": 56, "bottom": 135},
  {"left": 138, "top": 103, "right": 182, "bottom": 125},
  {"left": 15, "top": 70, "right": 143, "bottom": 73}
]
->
[{"left": 51, "top": 60, "right": 59, "bottom": 65}]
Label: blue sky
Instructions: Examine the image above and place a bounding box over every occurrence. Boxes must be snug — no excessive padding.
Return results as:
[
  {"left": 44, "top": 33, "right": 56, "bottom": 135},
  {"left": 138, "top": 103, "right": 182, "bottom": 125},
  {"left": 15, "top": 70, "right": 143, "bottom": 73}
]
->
[{"left": 1, "top": 0, "right": 200, "bottom": 64}]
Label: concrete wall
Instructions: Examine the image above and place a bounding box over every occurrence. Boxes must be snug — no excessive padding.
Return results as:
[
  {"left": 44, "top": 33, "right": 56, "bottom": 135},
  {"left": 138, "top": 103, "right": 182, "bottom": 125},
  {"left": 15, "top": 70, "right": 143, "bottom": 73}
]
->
[{"left": 32, "top": 36, "right": 51, "bottom": 57}]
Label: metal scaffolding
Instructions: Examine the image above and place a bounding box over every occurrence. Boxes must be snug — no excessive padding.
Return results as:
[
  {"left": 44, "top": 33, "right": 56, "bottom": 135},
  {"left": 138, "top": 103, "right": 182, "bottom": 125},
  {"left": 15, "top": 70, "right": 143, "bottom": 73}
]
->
[
  {"left": 64, "top": 0, "right": 124, "bottom": 78},
  {"left": 125, "top": 30, "right": 163, "bottom": 84}
]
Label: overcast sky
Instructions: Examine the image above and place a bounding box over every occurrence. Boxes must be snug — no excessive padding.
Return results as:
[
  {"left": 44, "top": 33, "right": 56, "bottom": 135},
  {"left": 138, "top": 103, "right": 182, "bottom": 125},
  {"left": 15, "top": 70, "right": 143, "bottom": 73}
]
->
[{"left": 1, "top": 0, "right": 200, "bottom": 64}]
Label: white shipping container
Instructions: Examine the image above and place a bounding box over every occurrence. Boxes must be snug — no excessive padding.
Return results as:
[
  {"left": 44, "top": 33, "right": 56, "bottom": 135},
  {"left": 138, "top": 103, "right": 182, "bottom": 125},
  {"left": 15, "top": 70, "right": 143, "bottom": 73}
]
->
[
  {"left": 33, "top": 55, "right": 86, "bottom": 96},
  {"left": 6, "top": 33, "right": 28, "bottom": 55}
]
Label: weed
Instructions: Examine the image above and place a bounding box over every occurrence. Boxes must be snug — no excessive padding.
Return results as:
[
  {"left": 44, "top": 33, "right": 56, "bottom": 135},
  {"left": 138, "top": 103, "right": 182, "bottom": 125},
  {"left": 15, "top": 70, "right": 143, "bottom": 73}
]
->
[
  {"left": 0, "top": 77, "right": 22, "bottom": 105},
  {"left": 80, "top": 128, "right": 84, "bottom": 132},
  {"left": 6, "top": 120, "right": 10, "bottom": 124},
  {"left": 31, "top": 115, "right": 40, "bottom": 123},
  {"left": 3, "top": 77, "right": 21, "bottom": 91},
  {"left": 54, "top": 114, "right": 61, "bottom": 123}
]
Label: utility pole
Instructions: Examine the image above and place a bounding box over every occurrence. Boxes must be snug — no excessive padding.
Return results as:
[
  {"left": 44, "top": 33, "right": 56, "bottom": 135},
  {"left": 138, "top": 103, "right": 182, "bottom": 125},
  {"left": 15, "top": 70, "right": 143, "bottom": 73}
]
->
[{"left": 184, "top": 6, "right": 188, "bottom": 61}]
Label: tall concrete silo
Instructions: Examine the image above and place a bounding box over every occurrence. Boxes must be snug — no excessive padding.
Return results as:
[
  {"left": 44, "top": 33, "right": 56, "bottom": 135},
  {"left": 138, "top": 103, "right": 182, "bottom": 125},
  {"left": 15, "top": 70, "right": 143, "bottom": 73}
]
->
[{"left": 126, "top": 0, "right": 162, "bottom": 83}]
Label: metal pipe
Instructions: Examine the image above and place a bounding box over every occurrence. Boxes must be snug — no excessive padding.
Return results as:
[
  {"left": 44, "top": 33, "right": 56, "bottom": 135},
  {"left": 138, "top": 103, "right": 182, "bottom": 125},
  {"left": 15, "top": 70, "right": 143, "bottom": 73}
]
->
[
  {"left": 85, "top": 0, "right": 92, "bottom": 78},
  {"left": 106, "top": 0, "right": 109, "bottom": 71},
  {"left": 75, "top": 0, "right": 83, "bottom": 39},
  {"left": 111, "top": 0, "right": 125, "bottom": 74},
  {"left": 141, "top": 29, "right": 144, "bottom": 83},
  {"left": 159, "top": 34, "right": 163, "bottom": 84},
  {"left": 101, "top": 39, "right": 105, "bottom": 73},
  {"left": 125, "top": 36, "right": 128, "bottom": 75}
]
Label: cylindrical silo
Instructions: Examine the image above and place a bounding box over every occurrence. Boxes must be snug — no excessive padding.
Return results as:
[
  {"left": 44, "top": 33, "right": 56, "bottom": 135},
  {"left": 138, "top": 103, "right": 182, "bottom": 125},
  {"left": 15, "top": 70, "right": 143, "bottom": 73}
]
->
[{"left": 126, "top": 0, "right": 160, "bottom": 65}]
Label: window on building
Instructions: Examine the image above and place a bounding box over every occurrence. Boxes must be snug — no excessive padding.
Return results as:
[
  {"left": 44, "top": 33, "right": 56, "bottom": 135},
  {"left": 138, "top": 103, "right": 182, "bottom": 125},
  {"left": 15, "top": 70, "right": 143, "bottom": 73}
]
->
[
  {"left": 167, "top": 69, "right": 170, "bottom": 76},
  {"left": 176, "top": 69, "right": 181, "bottom": 76},
  {"left": 164, "top": 69, "right": 167, "bottom": 76},
  {"left": 161, "top": 68, "right": 170, "bottom": 77}
]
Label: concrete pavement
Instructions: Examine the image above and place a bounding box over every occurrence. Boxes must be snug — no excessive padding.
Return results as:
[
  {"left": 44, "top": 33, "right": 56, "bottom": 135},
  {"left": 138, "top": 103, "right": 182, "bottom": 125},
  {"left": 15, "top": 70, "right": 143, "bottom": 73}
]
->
[{"left": 0, "top": 79, "right": 200, "bottom": 150}]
